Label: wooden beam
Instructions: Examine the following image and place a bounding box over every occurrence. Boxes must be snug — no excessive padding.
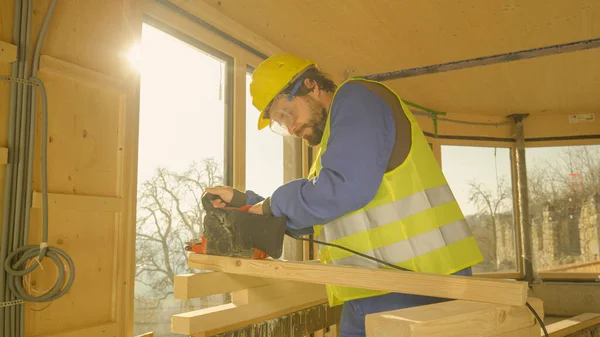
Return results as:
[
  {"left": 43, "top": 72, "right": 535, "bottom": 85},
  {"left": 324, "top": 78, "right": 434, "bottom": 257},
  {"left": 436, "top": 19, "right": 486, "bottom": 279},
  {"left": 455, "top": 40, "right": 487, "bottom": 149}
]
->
[
  {"left": 545, "top": 313, "right": 600, "bottom": 337},
  {"left": 173, "top": 272, "right": 276, "bottom": 299},
  {"left": 31, "top": 192, "right": 122, "bottom": 212},
  {"left": 202, "top": 302, "right": 342, "bottom": 337},
  {"left": 0, "top": 40, "right": 17, "bottom": 63},
  {"left": 188, "top": 254, "right": 529, "bottom": 306},
  {"left": 364, "top": 297, "right": 543, "bottom": 337},
  {"left": 172, "top": 281, "right": 327, "bottom": 336}
]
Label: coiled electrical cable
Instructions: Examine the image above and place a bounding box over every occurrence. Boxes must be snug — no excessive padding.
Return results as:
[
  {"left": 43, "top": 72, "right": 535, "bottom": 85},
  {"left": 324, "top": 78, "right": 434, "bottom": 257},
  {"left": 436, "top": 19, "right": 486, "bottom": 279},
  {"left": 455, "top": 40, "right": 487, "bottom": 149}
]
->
[{"left": 2, "top": 76, "right": 75, "bottom": 303}]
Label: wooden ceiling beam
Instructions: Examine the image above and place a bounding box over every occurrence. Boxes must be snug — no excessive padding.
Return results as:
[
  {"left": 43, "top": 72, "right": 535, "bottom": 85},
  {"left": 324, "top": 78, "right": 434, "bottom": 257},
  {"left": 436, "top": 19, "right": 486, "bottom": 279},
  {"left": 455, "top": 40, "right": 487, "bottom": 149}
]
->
[{"left": 364, "top": 37, "right": 600, "bottom": 81}]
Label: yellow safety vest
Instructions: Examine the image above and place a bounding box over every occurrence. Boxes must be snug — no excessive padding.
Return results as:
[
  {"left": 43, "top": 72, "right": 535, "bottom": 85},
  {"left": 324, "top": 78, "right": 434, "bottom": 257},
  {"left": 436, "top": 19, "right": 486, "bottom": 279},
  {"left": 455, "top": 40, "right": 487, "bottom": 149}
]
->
[{"left": 308, "top": 78, "right": 484, "bottom": 307}]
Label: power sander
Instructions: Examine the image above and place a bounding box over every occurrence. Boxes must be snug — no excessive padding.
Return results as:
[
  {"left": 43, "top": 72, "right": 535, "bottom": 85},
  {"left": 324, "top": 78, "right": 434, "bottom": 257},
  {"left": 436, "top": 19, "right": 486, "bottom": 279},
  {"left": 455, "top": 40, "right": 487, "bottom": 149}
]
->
[{"left": 185, "top": 192, "right": 287, "bottom": 259}]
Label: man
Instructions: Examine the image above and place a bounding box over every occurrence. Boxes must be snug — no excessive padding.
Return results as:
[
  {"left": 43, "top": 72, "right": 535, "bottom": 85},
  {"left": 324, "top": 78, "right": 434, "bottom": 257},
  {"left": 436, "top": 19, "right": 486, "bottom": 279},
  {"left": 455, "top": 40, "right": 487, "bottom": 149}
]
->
[{"left": 206, "top": 53, "right": 484, "bottom": 337}]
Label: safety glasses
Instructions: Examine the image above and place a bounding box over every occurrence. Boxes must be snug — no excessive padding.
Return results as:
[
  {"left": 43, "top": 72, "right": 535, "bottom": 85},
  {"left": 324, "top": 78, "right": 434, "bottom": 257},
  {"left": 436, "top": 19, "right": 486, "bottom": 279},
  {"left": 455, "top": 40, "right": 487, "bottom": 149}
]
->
[
  {"left": 267, "top": 78, "right": 305, "bottom": 136},
  {"left": 269, "top": 108, "right": 296, "bottom": 136}
]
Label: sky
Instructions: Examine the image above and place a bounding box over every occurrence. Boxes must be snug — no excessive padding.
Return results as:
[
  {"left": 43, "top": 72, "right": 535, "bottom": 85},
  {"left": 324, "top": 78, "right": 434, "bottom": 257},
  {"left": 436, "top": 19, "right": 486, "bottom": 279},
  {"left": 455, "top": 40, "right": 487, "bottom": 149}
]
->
[{"left": 133, "top": 23, "right": 283, "bottom": 198}]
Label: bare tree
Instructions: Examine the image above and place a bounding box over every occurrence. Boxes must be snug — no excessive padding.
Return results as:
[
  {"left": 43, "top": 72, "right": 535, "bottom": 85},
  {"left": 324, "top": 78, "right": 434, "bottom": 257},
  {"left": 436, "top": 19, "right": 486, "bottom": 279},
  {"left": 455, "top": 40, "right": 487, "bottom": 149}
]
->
[
  {"left": 466, "top": 176, "right": 512, "bottom": 269},
  {"left": 135, "top": 158, "right": 222, "bottom": 306}
]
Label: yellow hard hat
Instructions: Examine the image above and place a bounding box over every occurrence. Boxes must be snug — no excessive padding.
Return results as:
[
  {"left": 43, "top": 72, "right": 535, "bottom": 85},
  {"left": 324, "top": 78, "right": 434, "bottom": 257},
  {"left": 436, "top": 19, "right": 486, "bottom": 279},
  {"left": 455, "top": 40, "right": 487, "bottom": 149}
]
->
[{"left": 250, "top": 53, "right": 316, "bottom": 130}]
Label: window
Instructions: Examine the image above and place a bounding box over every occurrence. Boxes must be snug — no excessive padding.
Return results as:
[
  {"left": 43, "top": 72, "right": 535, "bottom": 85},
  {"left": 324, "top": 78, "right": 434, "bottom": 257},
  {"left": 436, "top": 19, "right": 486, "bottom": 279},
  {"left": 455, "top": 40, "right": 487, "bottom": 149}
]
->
[
  {"left": 133, "top": 22, "right": 232, "bottom": 336},
  {"left": 441, "top": 145, "right": 518, "bottom": 273},
  {"left": 244, "top": 70, "right": 284, "bottom": 197},
  {"left": 526, "top": 145, "right": 600, "bottom": 275}
]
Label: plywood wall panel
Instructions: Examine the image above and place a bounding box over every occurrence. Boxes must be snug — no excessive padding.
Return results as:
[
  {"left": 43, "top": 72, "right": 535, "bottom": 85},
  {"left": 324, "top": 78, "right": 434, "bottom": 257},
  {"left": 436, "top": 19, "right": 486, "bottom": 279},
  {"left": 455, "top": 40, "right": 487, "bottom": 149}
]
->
[
  {"left": 24, "top": 209, "right": 117, "bottom": 336},
  {"left": 33, "top": 56, "right": 124, "bottom": 197}
]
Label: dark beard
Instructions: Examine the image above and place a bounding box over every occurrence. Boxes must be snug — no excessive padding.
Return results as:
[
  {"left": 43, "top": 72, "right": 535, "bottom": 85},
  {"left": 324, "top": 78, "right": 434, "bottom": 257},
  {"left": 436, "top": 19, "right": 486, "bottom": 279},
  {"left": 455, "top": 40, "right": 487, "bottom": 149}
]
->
[{"left": 297, "top": 99, "right": 328, "bottom": 146}]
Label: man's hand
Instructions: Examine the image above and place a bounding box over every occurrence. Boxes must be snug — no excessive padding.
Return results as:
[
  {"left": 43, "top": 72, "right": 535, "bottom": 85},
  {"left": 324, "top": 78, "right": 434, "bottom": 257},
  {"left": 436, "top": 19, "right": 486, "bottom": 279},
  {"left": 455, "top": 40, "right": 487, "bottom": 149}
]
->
[
  {"left": 204, "top": 186, "right": 234, "bottom": 208},
  {"left": 248, "top": 202, "right": 264, "bottom": 215}
]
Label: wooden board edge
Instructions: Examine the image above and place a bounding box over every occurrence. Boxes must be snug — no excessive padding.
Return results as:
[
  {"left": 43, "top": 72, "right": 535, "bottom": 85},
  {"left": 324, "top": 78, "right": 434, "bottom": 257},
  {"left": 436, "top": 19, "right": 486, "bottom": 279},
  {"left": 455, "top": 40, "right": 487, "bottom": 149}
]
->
[
  {"left": 188, "top": 254, "right": 529, "bottom": 306},
  {"left": 38, "top": 54, "right": 126, "bottom": 93},
  {"left": 31, "top": 191, "right": 122, "bottom": 212}
]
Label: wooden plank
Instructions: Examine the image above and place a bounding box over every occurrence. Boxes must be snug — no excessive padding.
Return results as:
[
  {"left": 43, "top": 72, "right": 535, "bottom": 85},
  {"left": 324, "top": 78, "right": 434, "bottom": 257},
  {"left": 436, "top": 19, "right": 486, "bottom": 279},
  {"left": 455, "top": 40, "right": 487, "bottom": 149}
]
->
[
  {"left": 208, "top": 303, "right": 342, "bottom": 337},
  {"left": 0, "top": 147, "right": 7, "bottom": 164},
  {"left": 33, "top": 322, "right": 118, "bottom": 337},
  {"left": 545, "top": 313, "right": 600, "bottom": 337},
  {"left": 364, "top": 297, "right": 543, "bottom": 337},
  {"left": 172, "top": 281, "right": 327, "bottom": 336},
  {"left": 173, "top": 272, "right": 276, "bottom": 299},
  {"left": 0, "top": 40, "right": 17, "bottom": 63},
  {"left": 31, "top": 191, "right": 122, "bottom": 212},
  {"left": 188, "top": 254, "right": 529, "bottom": 306}
]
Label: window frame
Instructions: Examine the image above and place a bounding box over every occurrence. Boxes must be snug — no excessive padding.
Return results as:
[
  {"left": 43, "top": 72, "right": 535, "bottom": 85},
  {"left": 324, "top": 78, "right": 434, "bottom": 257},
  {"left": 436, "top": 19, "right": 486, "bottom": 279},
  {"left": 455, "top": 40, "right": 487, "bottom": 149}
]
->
[
  {"left": 439, "top": 141, "right": 523, "bottom": 279},
  {"left": 437, "top": 135, "right": 600, "bottom": 282},
  {"left": 522, "top": 141, "right": 600, "bottom": 282}
]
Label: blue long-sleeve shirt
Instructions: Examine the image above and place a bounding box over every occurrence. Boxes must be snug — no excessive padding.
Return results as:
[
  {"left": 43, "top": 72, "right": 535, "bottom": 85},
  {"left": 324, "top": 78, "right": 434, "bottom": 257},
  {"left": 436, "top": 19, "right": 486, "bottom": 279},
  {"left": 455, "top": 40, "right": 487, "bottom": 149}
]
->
[{"left": 245, "top": 82, "right": 396, "bottom": 236}]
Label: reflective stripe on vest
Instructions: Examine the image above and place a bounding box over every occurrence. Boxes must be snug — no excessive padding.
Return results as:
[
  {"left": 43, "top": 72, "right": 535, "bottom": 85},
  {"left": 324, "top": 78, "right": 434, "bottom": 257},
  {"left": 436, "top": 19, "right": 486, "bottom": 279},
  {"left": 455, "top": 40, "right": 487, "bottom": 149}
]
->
[
  {"left": 321, "top": 184, "right": 456, "bottom": 243},
  {"left": 330, "top": 218, "right": 472, "bottom": 269}
]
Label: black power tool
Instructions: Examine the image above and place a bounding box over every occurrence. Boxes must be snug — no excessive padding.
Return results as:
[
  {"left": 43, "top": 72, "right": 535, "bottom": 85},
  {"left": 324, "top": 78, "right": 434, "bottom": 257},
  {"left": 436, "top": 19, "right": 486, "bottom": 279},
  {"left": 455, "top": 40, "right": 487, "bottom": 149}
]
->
[{"left": 185, "top": 192, "right": 287, "bottom": 259}]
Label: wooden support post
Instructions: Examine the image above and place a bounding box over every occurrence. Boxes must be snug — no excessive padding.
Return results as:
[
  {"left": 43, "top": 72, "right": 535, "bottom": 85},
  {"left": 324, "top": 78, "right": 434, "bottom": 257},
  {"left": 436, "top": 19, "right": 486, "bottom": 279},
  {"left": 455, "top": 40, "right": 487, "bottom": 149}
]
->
[
  {"left": 188, "top": 254, "right": 529, "bottom": 306},
  {"left": 365, "top": 297, "right": 544, "bottom": 337}
]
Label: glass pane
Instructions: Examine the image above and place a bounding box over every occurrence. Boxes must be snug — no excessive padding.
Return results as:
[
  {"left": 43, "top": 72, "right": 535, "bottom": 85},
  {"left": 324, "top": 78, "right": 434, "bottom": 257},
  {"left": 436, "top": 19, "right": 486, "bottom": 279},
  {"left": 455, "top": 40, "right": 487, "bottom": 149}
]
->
[
  {"left": 527, "top": 145, "right": 600, "bottom": 274},
  {"left": 245, "top": 71, "right": 284, "bottom": 197},
  {"left": 441, "top": 145, "right": 518, "bottom": 273},
  {"left": 133, "top": 23, "right": 229, "bottom": 336}
]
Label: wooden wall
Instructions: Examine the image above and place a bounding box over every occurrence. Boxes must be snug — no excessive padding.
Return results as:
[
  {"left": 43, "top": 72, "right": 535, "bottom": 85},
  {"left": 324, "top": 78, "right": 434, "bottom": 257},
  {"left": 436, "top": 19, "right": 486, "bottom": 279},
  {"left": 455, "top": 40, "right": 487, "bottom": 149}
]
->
[{"left": 0, "top": 0, "right": 142, "bottom": 336}]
